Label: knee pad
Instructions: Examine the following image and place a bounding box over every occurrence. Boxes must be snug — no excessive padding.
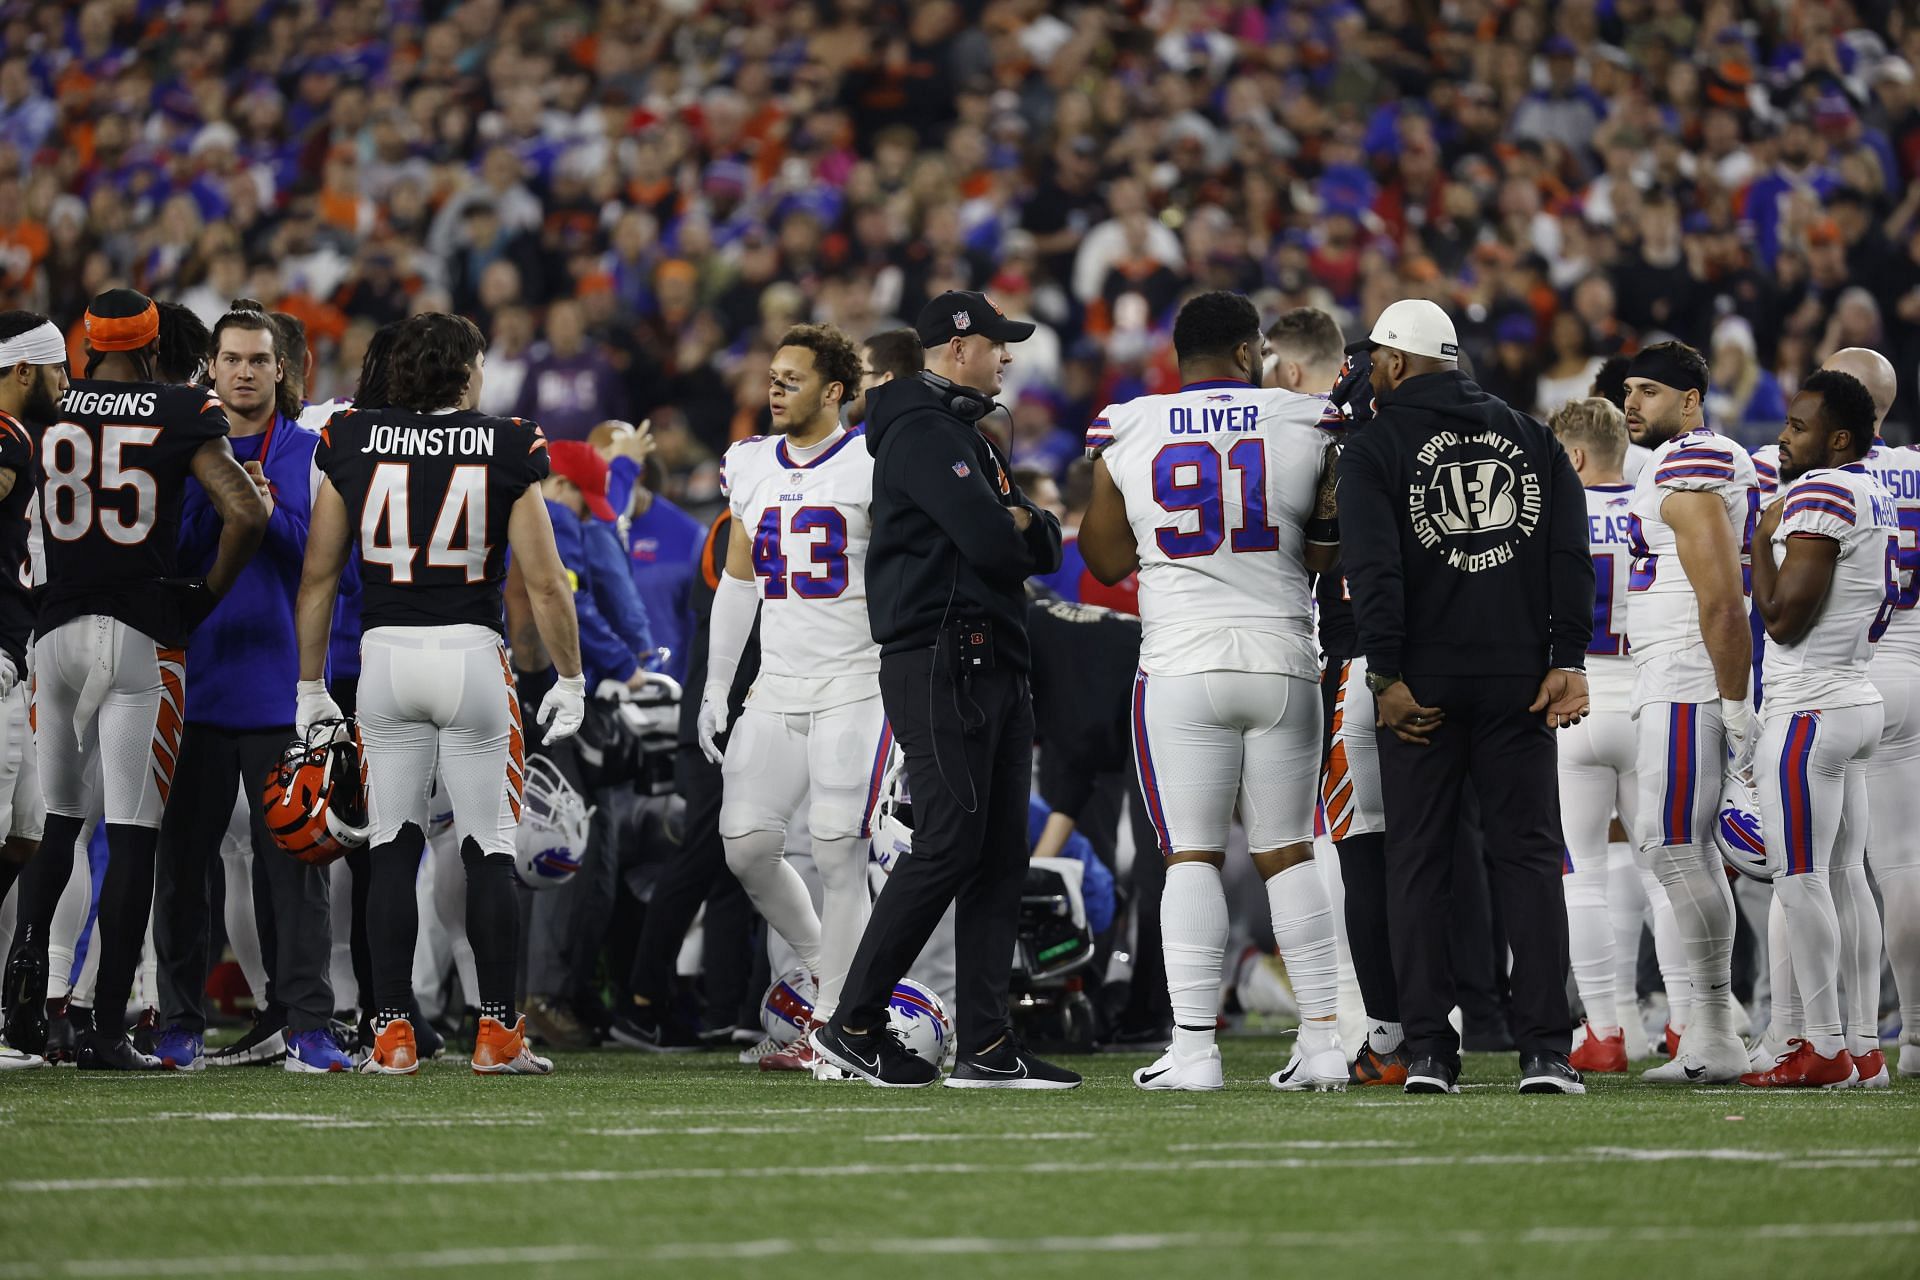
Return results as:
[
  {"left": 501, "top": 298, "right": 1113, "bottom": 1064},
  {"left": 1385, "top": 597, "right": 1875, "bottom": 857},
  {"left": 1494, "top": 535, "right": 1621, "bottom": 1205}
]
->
[
  {"left": 723, "top": 827, "right": 786, "bottom": 881},
  {"left": 1562, "top": 865, "right": 1608, "bottom": 911},
  {"left": 811, "top": 833, "right": 869, "bottom": 892}
]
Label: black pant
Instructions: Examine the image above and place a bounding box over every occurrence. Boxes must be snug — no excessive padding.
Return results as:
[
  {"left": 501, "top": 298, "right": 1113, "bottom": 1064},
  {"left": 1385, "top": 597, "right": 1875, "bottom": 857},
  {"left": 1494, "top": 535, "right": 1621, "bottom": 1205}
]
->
[
  {"left": 155, "top": 724, "right": 334, "bottom": 1035},
  {"left": 1377, "top": 674, "right": 1570, "bottom": 1066},
  {"left": 834, "top": 647, "right": 1033, "bottom": 1056}
]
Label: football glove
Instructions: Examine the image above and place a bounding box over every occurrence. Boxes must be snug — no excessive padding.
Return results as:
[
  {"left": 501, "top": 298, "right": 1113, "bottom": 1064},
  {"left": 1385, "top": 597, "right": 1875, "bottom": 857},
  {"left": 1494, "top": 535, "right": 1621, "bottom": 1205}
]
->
[
  {"left": 1721, "top": 696, "right": 1758, "bottom": 785},
  {"left": 294, "top": 679, "right": 343, "bottom": 740},
  {"left": 537, "top": 673, "right": 587, "bottom": 744},
  {"left": 696, "top": 683, "right": 731, "bottom": 766}
]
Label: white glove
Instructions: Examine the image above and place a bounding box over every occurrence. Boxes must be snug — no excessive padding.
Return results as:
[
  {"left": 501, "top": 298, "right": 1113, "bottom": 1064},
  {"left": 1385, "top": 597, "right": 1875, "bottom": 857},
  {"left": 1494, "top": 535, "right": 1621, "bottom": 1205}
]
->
[
  {"left": 0, "top": 651, "right": 16, "bottom": 700},
  {"left": 295, "top": 679, "right": 341, "bottom": 739},
  {"left": 1721, "top": 696, "right": 1757, "bottom": 783},
  {"left": 538, "top": 673, "right": 587, "bottom": 744},
  {"left": 696, "top": 682, "right": 731, "bottom": 766}
]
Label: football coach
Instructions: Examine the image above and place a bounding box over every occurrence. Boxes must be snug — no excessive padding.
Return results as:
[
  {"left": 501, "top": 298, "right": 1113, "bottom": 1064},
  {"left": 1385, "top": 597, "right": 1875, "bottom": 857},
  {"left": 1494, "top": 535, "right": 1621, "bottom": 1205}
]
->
[
  {"left": 811, "top": 291, "right": 1077, "bottom": 1090},
  {"left": 1337, "top": 299, "right": 1595, "bottom": 1097}
]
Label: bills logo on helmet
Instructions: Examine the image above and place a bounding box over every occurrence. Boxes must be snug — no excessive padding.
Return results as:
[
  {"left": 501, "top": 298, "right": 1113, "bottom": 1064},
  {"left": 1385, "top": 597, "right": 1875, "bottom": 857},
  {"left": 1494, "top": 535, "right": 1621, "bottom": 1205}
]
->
[
  {"left": 1714, "top": 775, "right": 1772, "bottom": 882},
  {"left": 512, "top": 757, "right": 593, "bottom": 890},
  {"left": 887, "top": 979, "right": 952, "bottom": 1063}
]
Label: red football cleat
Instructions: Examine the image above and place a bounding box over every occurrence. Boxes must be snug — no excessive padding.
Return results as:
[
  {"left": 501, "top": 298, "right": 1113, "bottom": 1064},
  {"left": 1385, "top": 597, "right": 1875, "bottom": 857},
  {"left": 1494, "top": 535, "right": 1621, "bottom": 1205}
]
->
[
  {"left": 1569, "top": 1022, "right": 1629, "bottom": 1073},
  {"left": 1851, "top": 1049, "right": 1890, "bottom": 1088},
  {"left": 1738, "top": 1038, "right": 1855, "bottom": 1088}
]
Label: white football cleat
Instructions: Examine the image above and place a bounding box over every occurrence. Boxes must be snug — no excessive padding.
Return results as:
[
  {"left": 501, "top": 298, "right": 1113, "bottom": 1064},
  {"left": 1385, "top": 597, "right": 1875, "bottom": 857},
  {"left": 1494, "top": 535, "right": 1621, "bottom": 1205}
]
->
[
  {"left": 1269, "top": 1040, "right": 1347, "bottom": 1092},
  {"left": 1643, "top": 1026, "right": 1747, "bottom": 1084},
  {"left": 1132, "top": 1044, "right": 1223, "bottom": 1091},
  {"left": 0, "top": 1038, "right": 46, "bottom": 1070},
  {"left": 1898, "top": 1032, "right": 1920, "bottom": 1079},
  {"left": 1747, "top": 1030, "right": 1794, "bottom": 1072},
  {"left": 1617, "top": 998, "right": 1652, "bottom": 1061}
]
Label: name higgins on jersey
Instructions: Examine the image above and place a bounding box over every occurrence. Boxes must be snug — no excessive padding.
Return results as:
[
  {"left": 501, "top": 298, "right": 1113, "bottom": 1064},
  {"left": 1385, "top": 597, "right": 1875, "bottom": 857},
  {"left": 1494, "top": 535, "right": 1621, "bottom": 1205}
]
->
[{"left": 359, "top": 422, "right": 498, "bottom": 455}]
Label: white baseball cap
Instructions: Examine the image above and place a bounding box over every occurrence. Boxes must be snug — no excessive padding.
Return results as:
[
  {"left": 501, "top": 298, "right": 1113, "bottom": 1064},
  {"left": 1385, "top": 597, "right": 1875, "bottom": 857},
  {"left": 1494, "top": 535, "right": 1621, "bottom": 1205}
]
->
[{"left": 1366, "top": 298, "right": 1459, "bottom": 361}]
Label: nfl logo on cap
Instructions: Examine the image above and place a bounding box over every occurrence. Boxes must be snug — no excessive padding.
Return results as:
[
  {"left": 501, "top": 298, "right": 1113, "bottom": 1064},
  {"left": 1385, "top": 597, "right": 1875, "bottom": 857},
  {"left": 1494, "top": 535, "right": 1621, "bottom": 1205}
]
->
[{"left": 952, "top": 310, "right": 971, "bottom": 330}]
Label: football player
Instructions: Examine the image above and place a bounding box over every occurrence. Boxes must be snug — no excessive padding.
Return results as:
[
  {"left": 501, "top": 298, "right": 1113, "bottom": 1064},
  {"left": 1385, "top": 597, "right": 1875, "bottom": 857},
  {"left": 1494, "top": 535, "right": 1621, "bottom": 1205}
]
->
[
  {"left": 296, "top": 312, "right": 585, "bottom": 1076},
  {"left": 15, "top": 289, "right": 268, "bottom": 1070},
  {"left": 1078, "top": 291, "right": 1346, "bottom": 1092},
  {"left": 1742, "top": 370, "right": 1894, "bottom": 1088},
  {"left": 1548, "top": 397, "right": 1649, "bottom": 1072},
  {"left": 1622, "top": 341, "right": 1758, "bottom": 1084},
  {"left": 1830, "top": 348, "right": 1916, "bottom": 1084},
  {"left": 698, "top": 323, "right": 891, "bottom": 1070},
  {"left": 0, "top": 310, "right": 63, "bottom": 1070}
]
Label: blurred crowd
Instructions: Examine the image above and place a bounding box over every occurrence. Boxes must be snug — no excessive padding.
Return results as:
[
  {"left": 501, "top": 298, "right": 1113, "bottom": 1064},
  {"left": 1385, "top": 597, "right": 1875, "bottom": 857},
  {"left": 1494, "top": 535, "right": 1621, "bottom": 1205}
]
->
[{"left": 3, "top": 0, "right": 1919, "bottom": 510}]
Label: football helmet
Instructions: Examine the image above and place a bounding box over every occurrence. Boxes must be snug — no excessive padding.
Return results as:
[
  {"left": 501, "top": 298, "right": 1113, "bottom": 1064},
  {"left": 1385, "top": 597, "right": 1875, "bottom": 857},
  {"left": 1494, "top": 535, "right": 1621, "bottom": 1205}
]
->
[
  {"left": 887, "top": 979, "right": 952, "bottom": 1063},
  {"left": 760, "top": 968, "right": 817, "bottom": 1046},
  {"left": 512, "top": 756, "right": 592, "bottom": 890},
  {"left": 1714, "top": 773, "right": 1772, "bottom": 881},
  {"left": 262, "top": 718, "right": 370, "bottom": 866}
]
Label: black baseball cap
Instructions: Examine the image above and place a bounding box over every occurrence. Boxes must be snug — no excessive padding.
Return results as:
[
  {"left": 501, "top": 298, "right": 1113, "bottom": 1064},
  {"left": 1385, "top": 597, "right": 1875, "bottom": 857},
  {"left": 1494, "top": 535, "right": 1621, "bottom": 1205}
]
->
[{"left": 915, "top": 290, "right": 1035, "bottom": 348}]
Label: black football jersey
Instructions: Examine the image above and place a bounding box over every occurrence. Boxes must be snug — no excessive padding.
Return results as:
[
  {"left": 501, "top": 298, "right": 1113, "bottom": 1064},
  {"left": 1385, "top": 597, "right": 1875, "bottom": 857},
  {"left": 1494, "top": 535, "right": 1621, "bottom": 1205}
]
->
[
  {"left": 35, "top": 379, "right": 230, "bottom": 648},
  {"left": 0, "top": 410, "right": 35, "bottom": 666},
  {"left": 315, "top": 407, "right": 550, "bottom": 631}
]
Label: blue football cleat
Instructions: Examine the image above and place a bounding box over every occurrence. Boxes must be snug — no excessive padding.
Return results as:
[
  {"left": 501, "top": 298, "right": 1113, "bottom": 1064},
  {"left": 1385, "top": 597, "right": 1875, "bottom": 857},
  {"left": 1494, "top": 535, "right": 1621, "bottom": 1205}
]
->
[
  {"left": 283, "top": 1028, "right": 353, "bottom": 1073},
  {"left": 153, "top": 1023, "right": 205, "bottom": 1072}
]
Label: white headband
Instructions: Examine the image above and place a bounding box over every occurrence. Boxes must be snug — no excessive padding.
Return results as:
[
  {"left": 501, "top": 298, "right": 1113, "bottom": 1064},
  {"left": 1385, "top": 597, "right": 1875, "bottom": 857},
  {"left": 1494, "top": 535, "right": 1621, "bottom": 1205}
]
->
[{"left": 0, "top": 322, "right": 66, "bottom": 368}]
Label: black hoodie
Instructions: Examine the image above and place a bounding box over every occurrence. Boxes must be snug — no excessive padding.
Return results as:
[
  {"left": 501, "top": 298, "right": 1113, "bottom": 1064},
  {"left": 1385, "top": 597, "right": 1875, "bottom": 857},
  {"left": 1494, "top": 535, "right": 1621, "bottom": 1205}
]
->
[
  {"left": 1337, "top": 369, "right": 1592, "bottom": 679},
  {"left": 863, "top": 374, "right": 1063, "bottom": 671}
]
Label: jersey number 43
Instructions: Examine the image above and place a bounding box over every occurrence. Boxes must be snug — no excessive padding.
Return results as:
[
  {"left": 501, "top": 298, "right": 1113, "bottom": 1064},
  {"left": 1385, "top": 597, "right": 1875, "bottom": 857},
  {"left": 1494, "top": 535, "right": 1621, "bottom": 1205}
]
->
[{"left": 752, "top": 506, "right": 848, "bottom": 599}]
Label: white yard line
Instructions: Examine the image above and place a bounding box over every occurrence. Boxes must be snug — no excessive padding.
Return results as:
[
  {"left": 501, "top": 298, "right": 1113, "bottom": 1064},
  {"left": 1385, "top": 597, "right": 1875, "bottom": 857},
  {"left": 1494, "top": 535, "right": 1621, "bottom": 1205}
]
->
[
  {"left": 0, "top": 1221, "right": 1911, "bottom": 1277},
  {"left": 9, "top": 1146, "right": 1915, "bottom": 1195}
]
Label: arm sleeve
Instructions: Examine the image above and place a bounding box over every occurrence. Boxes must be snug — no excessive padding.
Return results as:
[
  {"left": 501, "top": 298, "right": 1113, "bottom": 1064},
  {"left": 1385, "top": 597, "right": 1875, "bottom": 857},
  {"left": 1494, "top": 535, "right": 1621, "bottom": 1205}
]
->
[
  {"left": 705, "top": 571, "right": 758, "bottom": 698},
  {"left": 1337, "top": 433, "right": 1407, "bottom": 676},
  {"left": 890, "top": 420, "right": 1037, "bottom": 577},
  {"left": 584, "top": 522, "right": 653, "bottom": 654},
  {"left": 606, "top": 454, "right": 638, "bottom": 518},
  {"left": 1778, "top": 479, "right": 1861, "bottom": 542},
  {"left": 1546, "top": 435, "right": 1596, "bottom": 669}
]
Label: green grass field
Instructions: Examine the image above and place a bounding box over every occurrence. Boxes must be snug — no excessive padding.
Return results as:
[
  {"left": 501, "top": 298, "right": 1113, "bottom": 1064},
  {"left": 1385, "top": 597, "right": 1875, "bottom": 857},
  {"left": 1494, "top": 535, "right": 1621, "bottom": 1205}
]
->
[{"left": 1, "top": 1039, "right": 1915, "bottom": 1279}]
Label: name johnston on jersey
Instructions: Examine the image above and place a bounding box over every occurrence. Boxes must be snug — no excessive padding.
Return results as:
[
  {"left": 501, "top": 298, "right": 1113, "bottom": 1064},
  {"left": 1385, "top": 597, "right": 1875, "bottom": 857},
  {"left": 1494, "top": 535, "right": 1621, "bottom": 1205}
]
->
[{"left": 358, "top": 422, "right": 498, "bottom": 455}]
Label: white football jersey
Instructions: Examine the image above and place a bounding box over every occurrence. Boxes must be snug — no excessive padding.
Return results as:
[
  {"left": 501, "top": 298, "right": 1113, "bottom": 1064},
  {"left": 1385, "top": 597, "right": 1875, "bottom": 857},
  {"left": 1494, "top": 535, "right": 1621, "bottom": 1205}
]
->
[
  {"left": 1626, "top": 428, "right": 1759, "bottom": 709},
  {"left": 1583, "top": 483, "right": 1636, "bottom": 713},
  {"left": 1091, "top": 378, "right": 1334, "bottom": 678},
  {"left": 1751, "top": 443, "right": 1780, "bottom": 499},
  {"left": 1862, "top": 440, "right": 1920, "bottom": 668},
  {"left": 1624, "top": 441, "right": 1652, "bottom": 484},
  {"left": 1761, "top": 464, "right": 1896, "bottom": 715},
  {"left": 722, "top": 429, "right": 880, "bottom": 711}
]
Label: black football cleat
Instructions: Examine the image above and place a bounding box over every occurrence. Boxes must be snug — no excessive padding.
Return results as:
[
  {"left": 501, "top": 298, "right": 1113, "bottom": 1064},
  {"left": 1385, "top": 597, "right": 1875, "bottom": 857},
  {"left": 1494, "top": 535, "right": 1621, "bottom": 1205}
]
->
[
  {"left": 76, "top": 1028, "right": 161, "bottom": 1071},
  {"left": 2, "top": 947, "right": 49, "bottom": 1056}
]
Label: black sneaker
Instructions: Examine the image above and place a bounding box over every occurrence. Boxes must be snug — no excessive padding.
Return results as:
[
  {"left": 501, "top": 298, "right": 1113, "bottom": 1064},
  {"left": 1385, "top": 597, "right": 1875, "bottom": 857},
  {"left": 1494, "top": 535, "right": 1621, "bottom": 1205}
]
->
[
  {"left": 76, "top": 1028, "right": 161, "bottom": 1070},
  {"left": 947, "top": 1036, "right": 1082, "bottom": 1090},
  {"left": 206, "top": 1006, "right": 287, "bottom": 1067},
  {"left": 2, "top": 948, "right": 49, "bottom": 1055},
  {"left": 609, "top": 1008, "right": 703, "bottom": 1053},
  {"left": 1518, "top": 1051, "right": 1586, "bottom": 1095},
  {"left": 1403, "top": 1055, "right": 1461, "bottom": 1094},
  {"left": 810, "top": 1022, "right": 939, "bottom": 1088},
  {"left": 46, "top": 1000, "right": 82, "bottom": 1065}
]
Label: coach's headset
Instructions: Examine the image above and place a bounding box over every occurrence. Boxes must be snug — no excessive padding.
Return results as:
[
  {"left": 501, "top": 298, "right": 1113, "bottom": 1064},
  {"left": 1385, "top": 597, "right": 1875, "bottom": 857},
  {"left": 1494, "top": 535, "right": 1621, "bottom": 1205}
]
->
[{"left": 917, "top": 369, "right": 995, "bottom": 423}]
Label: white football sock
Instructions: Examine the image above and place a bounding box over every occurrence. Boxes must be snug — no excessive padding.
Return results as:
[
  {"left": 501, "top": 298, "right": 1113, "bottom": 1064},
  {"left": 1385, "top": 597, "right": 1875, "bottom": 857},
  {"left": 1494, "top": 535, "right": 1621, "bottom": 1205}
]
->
[
  {"left": 1880, "top": 865, "right": 1920, "bottom": 1037},
  {"left": 1368, "top": 1020, "right": 1404, "bottom": 1053},
  {"left": 724, "top": 829, "right": 822, "bottom": 977},
  {"left": 1607, "top": 841, "right": 1645, "bottom": 1013},
  {"left": 1831, "top": 858, "right": 1881, "bottom": 1058},
  {"left": 1563, "top": 858, "right": 1616, "bottom": 1030},
  {"left": 1767, "top": 890, "right": 1803, "bottom": 1041},
  {"left": 1773, "top": 872, "right": 1844, "bottom": 1056},
  {"left": 1635, "top": 852, "right": 1691, "bottom": 1031},
  {"left": 810, "top": 834, "right": 872, "bottom": 1022},
  {"left": 1651, "top": 843, "right": 1733, "bottom": 1034},
  {"left": 1264, "top": 860, "right": 1337, "bottom": 1025},
  {"left": 1162, "top": 861, "right": 1228, "bottom": 1056},
  {"left": 47, "top": 831, "right": 92, "bottom": 1000}
]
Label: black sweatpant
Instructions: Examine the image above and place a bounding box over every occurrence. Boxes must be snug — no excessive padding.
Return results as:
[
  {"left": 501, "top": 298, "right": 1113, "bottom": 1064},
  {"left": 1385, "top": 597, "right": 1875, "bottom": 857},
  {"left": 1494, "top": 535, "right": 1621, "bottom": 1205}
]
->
[
  {"left": 155, "top": 724, "right": 334, "bottom": 1035},
  {"left": 1376, "top": 674, "right": 1571, "bottom": 1067},
  {"left": 833, "top": 647, "right": 1033, "bottom": 1057}
]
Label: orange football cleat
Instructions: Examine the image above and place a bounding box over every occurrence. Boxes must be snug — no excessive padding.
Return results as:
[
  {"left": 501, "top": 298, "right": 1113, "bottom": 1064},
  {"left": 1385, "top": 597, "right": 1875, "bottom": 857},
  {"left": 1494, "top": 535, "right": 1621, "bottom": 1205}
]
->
[
  {"left": 1738, "top": 1038, "right": 1855, "bottom": 1088},
  {"left": 1349, "top": 1043, "right": 1410, "bottom": 1087},
  {"left": 1850, "top": 1049, "right": 1889, "bottom": 1088},
  {"left": 1569, "top": 1022, "right": 1629, "bottom": 1073},
  {"left": 359, "top": 1017, "right": 419, "bottom": 1076},
  {"left": 1663, "top": 1023, "right": 1682, "bottom": 1060},
  {"left": 472, "top": 1015, "right": 553, "bottom": 1076}
]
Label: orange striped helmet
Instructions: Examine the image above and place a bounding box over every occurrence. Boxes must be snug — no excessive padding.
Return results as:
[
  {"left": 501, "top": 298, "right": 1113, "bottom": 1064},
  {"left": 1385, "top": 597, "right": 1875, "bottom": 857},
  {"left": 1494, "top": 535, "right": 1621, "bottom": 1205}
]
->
[{"left": 262, "top": 718, "right": 371, "bottom": 866}]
